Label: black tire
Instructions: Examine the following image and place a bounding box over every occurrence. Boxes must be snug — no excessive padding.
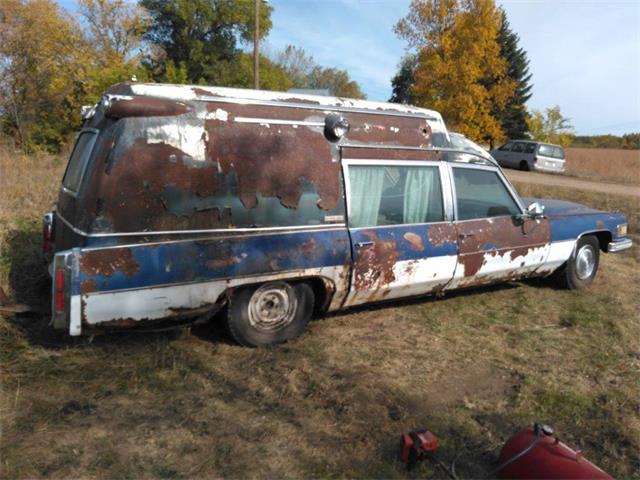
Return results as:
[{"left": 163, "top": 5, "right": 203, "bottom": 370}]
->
[
  {"left": 226, "top": 281, "right": 314, "bottom": 347},
  {"left": 519, "top": 160, "right": 530, "bottom": 171},
  {"left": 555, "top": 236, "right": 600, "bottom": 290}
]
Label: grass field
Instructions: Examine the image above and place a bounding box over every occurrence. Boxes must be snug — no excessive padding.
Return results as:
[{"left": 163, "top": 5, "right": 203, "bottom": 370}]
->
[
  {"left": 565, "top": 147, "right": 640, "bottom": 185},
  {"left": 1, "top": 147, "right": 639, "bottom": 479}
]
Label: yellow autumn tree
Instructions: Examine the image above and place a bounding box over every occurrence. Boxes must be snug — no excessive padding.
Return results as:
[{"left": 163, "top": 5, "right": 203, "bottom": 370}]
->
[{"left": 395, "top": 0, "right": 515, "bottom": 145}]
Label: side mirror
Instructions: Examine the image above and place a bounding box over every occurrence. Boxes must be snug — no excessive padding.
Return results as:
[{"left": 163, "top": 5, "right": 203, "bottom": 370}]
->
[{"left": 525, "top": 202, "right": 545, "bottom": 218}]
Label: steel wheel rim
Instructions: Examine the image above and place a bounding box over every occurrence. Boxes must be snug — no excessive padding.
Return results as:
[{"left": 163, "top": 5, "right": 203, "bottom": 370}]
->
[
  {"left": 575, "top": 245, "right": 596, "bottom": 280},
  {"left": 248, "top": 282, "right": 297, "bottom": 332}
]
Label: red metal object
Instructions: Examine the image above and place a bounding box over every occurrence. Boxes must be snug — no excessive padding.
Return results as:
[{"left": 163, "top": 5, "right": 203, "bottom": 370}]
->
[
  {"left": 399, "top": 429, "right": 438, "bottom": 469},
  {"left": 43, "top": 221, "right": 53, "bottom": 253},
  {"left": 498, "top": 426, "right": 612, "bottom": 479}
]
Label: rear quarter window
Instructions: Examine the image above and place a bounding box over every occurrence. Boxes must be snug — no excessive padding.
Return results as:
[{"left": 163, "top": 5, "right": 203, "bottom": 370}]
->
[
  {"left": 63, "top": 130, "right": 98, "bottom": 193},
  {"left": 525, "top": 143, "right": 536, "bottom": 153}
]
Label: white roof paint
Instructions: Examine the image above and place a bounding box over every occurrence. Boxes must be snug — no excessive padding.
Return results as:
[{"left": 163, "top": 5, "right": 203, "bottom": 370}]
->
[{"left": 128, "top": 83, "right": 444, "bottom": 120}]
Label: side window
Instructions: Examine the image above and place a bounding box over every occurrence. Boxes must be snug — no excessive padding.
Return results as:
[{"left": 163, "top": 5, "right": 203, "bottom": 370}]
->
[
  {"left": 498, "top": 142, "right": 513, "bottom": 151},
  {"left": 512, "top": 142, "right": 525, "bottom": 153},
  {"left": 63, "top": 130, "right": 98, "bottom": 193},
  {"left": 553, "top": 147, "right": 565, "bottom": 159},
  {"left": 525, "top": 143, "right": 537, "bottom": 154},
  {"left": 348, "top": 165, "right": 444, "bottom": 228},
  {"left": 537, "top": 144, "right": 554, "bottom": 157},
  {"left": 215, "top": 173, "right": 345, "bottom": 228},
  {"left": 453, "top": 167, "right": 521, "bottom": 220}
]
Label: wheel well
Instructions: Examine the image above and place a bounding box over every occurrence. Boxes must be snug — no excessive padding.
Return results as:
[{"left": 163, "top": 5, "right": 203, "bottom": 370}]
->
[{"left": 582, "top": 231, "right": 612, "bottom": 252}]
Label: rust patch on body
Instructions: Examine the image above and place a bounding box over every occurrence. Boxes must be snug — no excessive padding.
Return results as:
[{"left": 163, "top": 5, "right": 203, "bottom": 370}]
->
[
  {"left": 80, "top": 279, "right": 97, "bottom": 294},
  {"left": 403, "top": 232, "right": 424, "bottom": 252},
  {"left": 352, "top": 231, "right": 398, "bottom": 292},
  {"left": 80, "top": 248, "right": 140, "bottom": 277},
  {"left": 108, "top": 97, "right": 190, "bottom": 118},
  {"left": 457, "top": 217, "right": 551, "bottom": 279},
  {"left": 596, "top": 220, "right": 605, "bottom": 229},
  {"left": 428, "top": 223, "right": 457, "bottom": 247}
]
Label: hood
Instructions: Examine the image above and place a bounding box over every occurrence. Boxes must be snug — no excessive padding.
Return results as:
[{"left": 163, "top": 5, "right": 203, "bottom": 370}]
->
[{"left": 521, "top": 197, "right": 604, "bottom": 216}]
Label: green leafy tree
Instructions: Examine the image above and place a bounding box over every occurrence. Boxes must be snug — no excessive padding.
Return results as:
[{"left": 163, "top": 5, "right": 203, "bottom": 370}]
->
[
  {"left": 493, "top": 10, "right": 532, "bottom": 139},
  {"left": 395, "top": 0, "right": 515, "bottom": 145},
  {"left": 527, "top": 105, "right": 574, "bottom": 147},
  {"left": 273, "top": 45, "right": 366, "bottom": 98},
  {"left": 141, "top": 0, "right": 272, "bottom": 85},
  {"left": 389, "top": 53, "right": 417, "bottom": 104},
  {"left": 0, "top": 0, "right": 92, "bottom": 151}
]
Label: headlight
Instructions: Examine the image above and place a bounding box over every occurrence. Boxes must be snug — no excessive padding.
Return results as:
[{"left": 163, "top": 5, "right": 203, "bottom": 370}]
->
[{"left": 617, "top": 223, "right": 628, "bottom": 236}]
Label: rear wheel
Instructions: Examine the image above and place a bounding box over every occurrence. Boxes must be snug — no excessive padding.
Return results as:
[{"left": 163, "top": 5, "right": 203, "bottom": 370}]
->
[
  {"left": 556, "top": 236, "right": 600, "bottom": 290},
  {"left": 519, "top": 160, "right": 530, "bottom": 171},
  {"left": 227, "top": 281, "right": 314, "bottom": 347}
]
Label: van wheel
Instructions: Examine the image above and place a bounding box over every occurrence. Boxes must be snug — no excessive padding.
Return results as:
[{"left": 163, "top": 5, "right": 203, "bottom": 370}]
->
[
  {"left": 227, "top": 281, "right": 314, "bottom": 347},
  {"left": 556, "top": 236, "right": 600, "bottom": 290},
  {"left": 519, "top": 160, "right": 530, "bottom": 171}
]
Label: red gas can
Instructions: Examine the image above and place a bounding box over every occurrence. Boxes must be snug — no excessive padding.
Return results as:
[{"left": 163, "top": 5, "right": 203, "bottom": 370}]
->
[{"left": 498, "top": 426, "right": 612, "bottom": 479}]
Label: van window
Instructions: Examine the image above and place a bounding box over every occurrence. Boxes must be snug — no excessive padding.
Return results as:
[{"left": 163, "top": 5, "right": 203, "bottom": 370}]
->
[
  {"left": 348, "top": 165, "right": 443, "bottom": 228},
  {"left": 498, "top": 142, "right": 513, "bottom": 151},
  {"left": 63, "top": 130, "right": 98, "bottom": 193},
  {"left": 525, "top": 143, "right": 536, "bottom": 154},
  {"left": 512, "top": 143, "right": 525, "bottom": 153},
  {"left": 537, "top": 144, "right": 555, "bottom": 157},
  {"left": 553, "top": 147, "right": 565, "bottom": 159},
  {"left": 453, "top": 167, "right": 521, "bottom": 220}
]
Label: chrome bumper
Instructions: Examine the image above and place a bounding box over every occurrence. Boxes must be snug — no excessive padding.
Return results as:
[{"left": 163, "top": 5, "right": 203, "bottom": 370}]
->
[{"left": 608, "top": 238, "right": 633, "bottom": 253}]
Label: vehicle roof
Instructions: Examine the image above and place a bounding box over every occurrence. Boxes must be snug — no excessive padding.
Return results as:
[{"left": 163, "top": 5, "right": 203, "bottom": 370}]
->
[
  {"left": 505, "top": 139, "right": 563, "bottom": 147},
  {"left": 106, "top": 82, "right": 445, "bottom": 122}
]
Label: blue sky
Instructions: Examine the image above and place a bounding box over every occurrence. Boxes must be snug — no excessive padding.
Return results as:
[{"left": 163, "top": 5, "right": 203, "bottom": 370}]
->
[
  {"left": 57, "top": 0, "right": 640, "bottom": 135},
  {"left": 264, "top": 0, "right": 640, "bottom": 136}
]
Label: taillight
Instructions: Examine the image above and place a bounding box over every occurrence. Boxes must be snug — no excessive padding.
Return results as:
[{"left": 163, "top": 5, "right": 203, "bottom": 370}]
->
[
  {"left": 55, "top": 269, "right": 65, "bottom": 313},
  {"left": 533, "top": 156, "right": 538, "bottom": 163},
  {"left": 43, "top": 222, "right": 53, "bottom": 253}
]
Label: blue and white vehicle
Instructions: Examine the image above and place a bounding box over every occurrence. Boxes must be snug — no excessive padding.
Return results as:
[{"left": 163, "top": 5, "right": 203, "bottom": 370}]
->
[{"left": 44, "top": 83, "right": 632, "bottom": 346}]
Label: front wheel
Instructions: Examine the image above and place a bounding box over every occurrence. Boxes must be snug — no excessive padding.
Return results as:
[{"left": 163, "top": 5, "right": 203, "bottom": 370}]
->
[
  {"left": 556, "top": 236, "right": 600, "bottom": 290},
  {"left": 227, "top": 281, "right": 314, "bottom": 347}
]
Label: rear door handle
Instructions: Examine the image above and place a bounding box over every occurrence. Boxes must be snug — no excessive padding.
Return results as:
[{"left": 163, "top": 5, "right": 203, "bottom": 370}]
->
[{"left": 355, "top": 241, "right": 374, "bottom": 248}]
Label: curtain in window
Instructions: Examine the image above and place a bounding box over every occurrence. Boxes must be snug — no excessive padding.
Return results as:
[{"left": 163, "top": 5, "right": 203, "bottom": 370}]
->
[
  {"left": 349, "top": 166, "right": 385, "bottom": 227},
  {"left": 403, "top": 167, "right": 434, "bottom": 224}
]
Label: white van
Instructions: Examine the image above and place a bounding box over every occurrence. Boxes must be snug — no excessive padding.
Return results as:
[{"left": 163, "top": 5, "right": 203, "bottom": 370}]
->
[{"left": 491, "top": 140, "right": 565, "bottom": 173}]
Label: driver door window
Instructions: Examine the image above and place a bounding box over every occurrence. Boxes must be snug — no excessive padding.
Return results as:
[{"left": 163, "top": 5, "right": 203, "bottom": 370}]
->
[{"left": 452, "top": 167, "right": 521, "bottom": 220}]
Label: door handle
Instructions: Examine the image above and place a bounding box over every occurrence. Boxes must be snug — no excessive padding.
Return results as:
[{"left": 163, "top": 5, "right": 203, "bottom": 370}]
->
[
  {"left": 458, "top": 233, "right": 475, "bottom": 239},
  {"left": 355, "top": 241, "right": 374, "bottom": 248}
]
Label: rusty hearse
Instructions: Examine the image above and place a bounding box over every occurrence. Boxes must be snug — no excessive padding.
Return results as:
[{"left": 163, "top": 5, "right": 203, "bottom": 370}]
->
[{"left": 43, "top": 83, "right": 632, "bottom": 346}]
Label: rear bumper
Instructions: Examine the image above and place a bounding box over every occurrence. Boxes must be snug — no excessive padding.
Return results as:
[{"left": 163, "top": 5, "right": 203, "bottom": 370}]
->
[
  {"left": 533, "top": 161, "right": 565, "bottom": 173},
  {"left": 608, "top": 238, "right": 632, "bottom": 253}
]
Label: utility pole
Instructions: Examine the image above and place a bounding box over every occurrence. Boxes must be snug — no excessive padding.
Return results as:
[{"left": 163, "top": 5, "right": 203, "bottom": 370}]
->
[{"left": 253, "top": 0, "right": 260, "bottom": 90}]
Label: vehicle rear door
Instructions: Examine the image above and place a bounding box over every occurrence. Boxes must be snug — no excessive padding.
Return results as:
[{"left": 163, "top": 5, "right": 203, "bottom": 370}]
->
[
  {"left": 446, "top": 164, "right": 551, "bottom": 289},
  {"left": 492, "top": 142, "right": 514, "bottom": 166},
  {"left": 342, "top": 155, "right": 458, "bottom": 307}
]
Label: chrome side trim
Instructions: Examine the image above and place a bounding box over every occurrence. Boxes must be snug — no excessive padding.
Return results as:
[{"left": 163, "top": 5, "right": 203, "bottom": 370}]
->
[
  {"left": 55, "top": 211, "right": 346, "bottom": 238},
  {"left": 608, "top": 238, "right": 632, "bottom": 253},
  {"left": 194, "top": 94, "right": 439, "bottom": 120},
  {"left": 234, "top": 117, "right": 324, "bottom": 127}
]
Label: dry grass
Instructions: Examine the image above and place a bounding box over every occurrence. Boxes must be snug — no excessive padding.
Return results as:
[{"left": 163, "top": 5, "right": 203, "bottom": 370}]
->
[
  {"left": 565, "top": 147, "right": 640, "bottom": 185},
  {"left": 1, "top": 148, "right": 639, "bottom": 479}
]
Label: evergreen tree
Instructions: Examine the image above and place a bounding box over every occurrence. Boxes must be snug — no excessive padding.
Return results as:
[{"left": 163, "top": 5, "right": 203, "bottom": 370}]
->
[
  {"left": 495, "top": 10, "right": 533, "bottom": 139},
  {"left": 389, "top": 54, "right": 417, "bottom": 104}
]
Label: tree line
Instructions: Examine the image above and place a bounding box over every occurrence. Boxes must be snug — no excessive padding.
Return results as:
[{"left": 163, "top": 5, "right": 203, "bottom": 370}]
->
[
  {"left": 1, "top": 0, "right": 636, "bottom": 153},
  {"left": 0, "top": 0, "right": 365, "bottom": 152}
]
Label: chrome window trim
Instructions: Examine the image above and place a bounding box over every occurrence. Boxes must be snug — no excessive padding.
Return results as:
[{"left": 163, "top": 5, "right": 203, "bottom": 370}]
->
[
  {"left": 342, "top": 159, "right": 450, "bottom": 228},
  {"left": 55, "top": 211, "right": 346, "bottom": 239},
  {"left": 61, "top": 128, "right": 99, "bottom": 197},
  {"left": 448, "top": 163, "right": 525, "bottom": 221}
]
